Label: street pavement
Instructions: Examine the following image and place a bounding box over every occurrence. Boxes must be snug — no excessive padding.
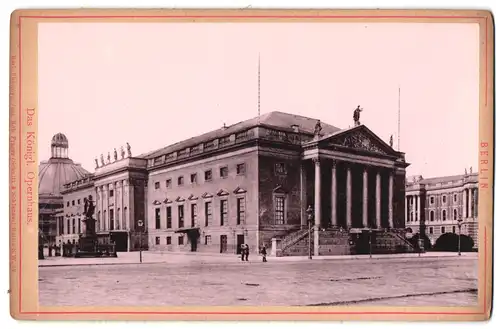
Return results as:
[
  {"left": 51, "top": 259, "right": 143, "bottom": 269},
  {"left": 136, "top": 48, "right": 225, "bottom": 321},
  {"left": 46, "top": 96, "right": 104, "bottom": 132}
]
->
[{"left": 38, "top": 255, "right": 478, "bottom": 307}]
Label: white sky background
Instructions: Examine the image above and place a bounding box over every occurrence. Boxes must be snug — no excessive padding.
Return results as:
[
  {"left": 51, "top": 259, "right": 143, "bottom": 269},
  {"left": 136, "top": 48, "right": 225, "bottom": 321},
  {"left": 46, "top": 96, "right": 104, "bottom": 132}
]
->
[{"left": 38, "top": 22, "right": 479, "bottom": 178}]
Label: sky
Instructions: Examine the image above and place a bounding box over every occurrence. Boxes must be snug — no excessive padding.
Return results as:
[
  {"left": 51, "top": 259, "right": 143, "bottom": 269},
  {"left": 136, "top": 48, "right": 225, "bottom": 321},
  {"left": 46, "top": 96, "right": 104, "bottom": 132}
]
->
[{"left": 38, "top": 22, "right": 479, "bottom": 178}]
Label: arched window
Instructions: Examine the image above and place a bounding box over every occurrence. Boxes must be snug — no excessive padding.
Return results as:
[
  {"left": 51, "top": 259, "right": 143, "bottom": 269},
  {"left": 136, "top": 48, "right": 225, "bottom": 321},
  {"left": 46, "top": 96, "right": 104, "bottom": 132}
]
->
[
  {"left": 410, "top": 212, "right": 414, "bottom": 222},
  {"left": 454, "top": 209, "right": 457, "bottom": 221},
  {"left": 442, "top": 195, "right": 447, "bottom": 203},
  {"left": 430, "top": 211, "right": 434, "bottom": 221},
  {"left": 442, "top": 210, "right": 446, "bottom": 221}
]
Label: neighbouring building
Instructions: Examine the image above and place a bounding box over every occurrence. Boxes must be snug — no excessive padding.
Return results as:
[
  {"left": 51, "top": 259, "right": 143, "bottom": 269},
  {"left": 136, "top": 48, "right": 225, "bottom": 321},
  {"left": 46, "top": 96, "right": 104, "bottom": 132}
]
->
[
  {"left": 405, "top": 170, "right": 479, "bottom": 248},
  {"left": 38, "top": 133, "right": 90, "bottom": 253},
  {"left": 55, "top": 111, "right": 413, "bottom": 256}
]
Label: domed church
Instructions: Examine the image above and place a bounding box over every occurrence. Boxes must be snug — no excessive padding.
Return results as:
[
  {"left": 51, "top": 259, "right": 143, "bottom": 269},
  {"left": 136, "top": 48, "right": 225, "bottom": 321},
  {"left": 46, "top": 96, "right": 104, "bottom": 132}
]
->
[{"left": 39, "top": 133, "right": 90, "bottom": 254}]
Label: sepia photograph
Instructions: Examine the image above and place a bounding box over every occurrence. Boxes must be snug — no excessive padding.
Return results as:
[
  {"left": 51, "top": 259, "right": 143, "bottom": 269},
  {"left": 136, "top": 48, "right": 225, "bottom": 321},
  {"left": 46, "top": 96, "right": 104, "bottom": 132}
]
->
[{"left": 8, "top": 9, "right": 493, "bottom": 321}]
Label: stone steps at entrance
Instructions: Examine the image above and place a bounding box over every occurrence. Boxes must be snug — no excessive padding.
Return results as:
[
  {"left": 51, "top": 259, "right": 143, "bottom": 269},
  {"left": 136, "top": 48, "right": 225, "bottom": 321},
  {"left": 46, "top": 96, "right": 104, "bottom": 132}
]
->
[{"left": 274, "top": 228, "right": 416, "bottom": 257}]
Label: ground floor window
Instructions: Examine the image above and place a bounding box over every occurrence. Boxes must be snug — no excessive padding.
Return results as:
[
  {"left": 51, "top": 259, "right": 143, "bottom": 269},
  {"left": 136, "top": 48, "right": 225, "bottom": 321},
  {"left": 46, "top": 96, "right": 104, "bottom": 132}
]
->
[
  {"left": 178, "top": 235, "right": 184, "bottom": 245},
  {"left": 166, "top": 236, "right": 171, "bottom": 245},
  {"left": 155, "top": 237, "right": 160, "bottom": 245},
  {"left": 429, "top": 227, "right": 434, "bottom": 234},
  {"left": 441, "top": 226, "right": 445, "bottom": 234},
  {"left": 205, "top": 235, "right": 212, "bottom": 245},
  {"left": 274, "top": 195, "right": 285, "bottom": 224}
]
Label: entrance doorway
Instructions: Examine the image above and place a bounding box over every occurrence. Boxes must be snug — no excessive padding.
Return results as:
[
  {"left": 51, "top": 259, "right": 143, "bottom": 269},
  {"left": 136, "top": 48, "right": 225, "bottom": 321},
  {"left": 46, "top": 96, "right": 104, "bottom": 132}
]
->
[
  {"left": 236, "top": 234, "right": 245, "bottom": 254},
  {"left": 220, "top": 235, "right": 228, "bottom": 253}
]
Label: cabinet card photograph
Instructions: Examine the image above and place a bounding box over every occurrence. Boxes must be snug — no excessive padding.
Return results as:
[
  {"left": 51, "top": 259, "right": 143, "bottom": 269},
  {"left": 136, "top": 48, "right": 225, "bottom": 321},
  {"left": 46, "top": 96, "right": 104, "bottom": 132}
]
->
[{"left": 8, "top": 9, "right": 493, "bottom": 321}]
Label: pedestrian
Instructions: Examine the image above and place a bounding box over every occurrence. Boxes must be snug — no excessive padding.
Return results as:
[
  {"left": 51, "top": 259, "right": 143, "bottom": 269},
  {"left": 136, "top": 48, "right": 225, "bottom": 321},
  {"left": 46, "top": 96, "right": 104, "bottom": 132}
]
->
[
  {"left": 240, "top": 244, "right": 246, "bottom": 261},
  {"left": 261, "top": 245, "right": 267, "bottom": 262},
  {"left": 244, "top": 243, "right": 249, "bottom": 261}
]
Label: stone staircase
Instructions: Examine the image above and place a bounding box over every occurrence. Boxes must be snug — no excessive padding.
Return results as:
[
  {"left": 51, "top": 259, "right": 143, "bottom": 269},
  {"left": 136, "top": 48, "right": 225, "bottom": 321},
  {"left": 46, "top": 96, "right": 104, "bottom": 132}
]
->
[{"left": 375, "top": 230, "right": 416, "bottom": 254}]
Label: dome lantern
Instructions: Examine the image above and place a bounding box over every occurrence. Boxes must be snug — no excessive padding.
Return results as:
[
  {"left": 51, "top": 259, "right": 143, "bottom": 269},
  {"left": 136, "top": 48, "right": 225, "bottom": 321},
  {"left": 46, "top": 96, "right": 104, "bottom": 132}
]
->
[{"left": 51, "top": 133, "right": 69, "bottom": 158}]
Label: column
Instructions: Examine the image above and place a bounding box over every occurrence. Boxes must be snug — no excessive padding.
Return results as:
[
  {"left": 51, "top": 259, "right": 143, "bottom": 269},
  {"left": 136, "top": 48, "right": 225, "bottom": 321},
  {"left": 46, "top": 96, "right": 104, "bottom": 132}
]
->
[
  {"left": 313, "top": 157, "right": 321, "bottom": 256},
  {"left": 405, "top": 196, "right": 408, "bottom": 223},
  {"left": 375, "top": 171, "right": 381, "bottom": 228},
  {"left": 99, "top": 186, "right": 104, "bottom": 231},
  {"left": 114, "top": 181, "right": 117, "bottom": 230},
  {"left": 331, "top": 160, "right": 337, "bottom": 227},
  {"left": 469, "top": 189, "right": 473, "bottom": 218},
  {"left": 416, "top": 194, "right": 421, "bottom": 225},
  {"left": 121, "top": 180, "right": 124, "bottom": 230},
  {"left": 300, "top": 163, "right": 307, "bottom": 227},
  {"left": 346, "top": 165, "right": 352, "bottom": 228},
  {"left": 462, "top": 189, "right": 467, "bottom": 219},
  {"left": 362, "top": 167, "right": 369, "bottom": 228},
  {"left": 104, "top": 185, "right": 109, "bottom": 231},
  {"left": 388, "top": 171, "right": 394, "bottom": 228},
  {"left": 412, "top": 195, "right": 416, "bottom": 222}
]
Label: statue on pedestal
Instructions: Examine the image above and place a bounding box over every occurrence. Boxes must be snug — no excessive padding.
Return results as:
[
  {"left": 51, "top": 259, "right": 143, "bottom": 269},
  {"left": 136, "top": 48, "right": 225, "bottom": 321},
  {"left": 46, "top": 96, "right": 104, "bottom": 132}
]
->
[
  {"left": 107, "top": 152, "right": 111, "bottom": 164},
  {"left": 314, "top": 120, "right": 322, "bottom": 137},
  {"left": 94, "top": 157, "right": 99, "bottom": 168},
  {"left": 120, "top": 146, "right": 125, "bottom": 159},
  {"left": 126, "top": 142, "right": 132, "bottom": 157},
  {"left": 83, "top": 195, "right": 96, "bottom": 236},
  {"left": 470, "top": 166, "right": 472, "bottom": 175},
  {"left": 389, "top": 135, "right": 393, "bottom": 148},
  {"left": 100, "top": 154, "right": 105, "bottom": 166},
  {"left": 113, "top": 148, "right": 118, "bottom": 161},
  {"left": 353, "top": 105, "right": 363, "bottom": 126}
]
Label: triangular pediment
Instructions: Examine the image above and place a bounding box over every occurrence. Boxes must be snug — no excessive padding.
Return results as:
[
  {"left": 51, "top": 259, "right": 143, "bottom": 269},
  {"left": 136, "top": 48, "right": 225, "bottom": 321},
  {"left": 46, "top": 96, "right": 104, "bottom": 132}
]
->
[
  {"left": 176, "top": 196, "right": 186, "bottom": 202},
  {"left": 323, "top": 126, "right": 396, "bottom": 156},
  {"left": 188, "top": 194, "right": 198, "bottom": 201},
  {"left": 152, "top": 200, "right": 162, "bottom": 205},
  {"left": 163, "top": 198, "right": 172, "bottom": 204},
  {"left": 233, "top": 187, "right": 247, "bottom": 194},
  {"left": 201, "top": 192, "right": 213, "bottom": 199},
  {"left": 217, "top": 189, "right": 230, "bottom": 196}
]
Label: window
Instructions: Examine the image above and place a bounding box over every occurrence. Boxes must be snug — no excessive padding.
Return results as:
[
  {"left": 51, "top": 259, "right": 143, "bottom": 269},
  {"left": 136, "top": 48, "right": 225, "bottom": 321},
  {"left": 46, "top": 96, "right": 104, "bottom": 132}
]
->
[
  {"left": 205, "top": 201, "right": 212, "bottom": 226},
  {"left": 166, "top": 206, "right": 172, "bottom": 228},
  {"left": 67, "top": 219, "right": 70, "bottom": 234},
  {"left": 103, "top": 210, "right": 107, "bottom": 230},
  {"left": 166, "top": 236, "right": 172, "bottom": 245},
  {"left": 220, "top": 166, "right": 229, "bottom": 178},
  {"left": 72, "top": 218, "right": 75, "bottom": 234},
  {"left": 205, "top": 235, "right": 212, "bottom": 245},
  {"left": 205, "top": 170, "right": 212, "bottom": 181},
  {"left": 190, "top": 173, "right": 197, "bottom": 184},
  {"left": 166, "top": 179, "right": 172, "bottom": 188},
  {"left": 67, "top": 201, "right": 70, "bottom": 207},
  {"left": 178, "top": 176, "right": 184, "bottom": 186},
  {"left": 219, "top": 136, "right": 230, "bottom": 145},
  {"left": 116, "top": 209, "right": 120, "bottom": 230},
  {"left": 429, "top": 227, "right": 434, "bottom": 234},
  {"left": 97, "top": 211, "right": 101, "bottom": 230},
  {"left": 155, "top": 208, "right": 161, "bottom": 229},
  {"left": 155, "top": 237, "right": 160, "bottom": 245},
  {"left": 453, "top": 226, "right": 456, "bottom": 234},
  {"left": 220, "top": 200, "right": 228, "bottom": 226},
  {"left": 191, "top": 204, "right": 198, "bottom": 227},
  {"left": 154, "top": 182, "right": 160, "bottom": 189},
  {"left": 110, "top": 190, "right": 114, "bottom": 197},
  {"left": 178, "top": 236, "right": 184, "bottom": 245},
  {"left": 77, "top": 199, "right": 81, "bottom": 205},
  {"left": 410, "top": 212, "right": 413, "bottom": 222},
  {"left": 72, "top": 200, "right": 75, "bottom": 206},
  {"left": 275, "top": 163, "right": 286, "bottom": 175},
  {"left": 237, "top": 197, "right": 245, "bottom": 225},
  {"left": 454, "top": 194, "right": 457, "bottom": 202},
  {"left": 441, "top": 226, "right": 445, "bottom": 234},
  {"left": 454, "top": 209, "right": 457, "bottom": 221},
  {"left": 109, "top": 209, "right": 114, "bottom": 230},
  {"left": 442, "top": 195, "right": 447, "bottom": 203},
  {"left": 430, "top": 197, "right": 434, "bottom": 205},
  {"left": 442, "top": 210, "right": 446, "bottom": 221},
  {"left": 78, "top": 218, "right": 81, "bottom": 233},
  {"left": 430, "top": 211, "right": 435, "bottom": 222},
  {"left": 124, "top": 207, "right": 127, "bottom": 225},
  {"left": 236, "top": 163, "right": 246, "bottom": 175},
  {"left": 178, "top": 205, "right": 184, "bottom": 228},
  {"left": 275, "top": 196, "right": 286, "bottom": 224}
]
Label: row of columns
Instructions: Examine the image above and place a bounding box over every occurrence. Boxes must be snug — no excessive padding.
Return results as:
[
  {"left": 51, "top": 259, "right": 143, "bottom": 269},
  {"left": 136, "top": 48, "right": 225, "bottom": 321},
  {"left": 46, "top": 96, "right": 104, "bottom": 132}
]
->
[
  {"left": 405, "top": 194, "right": 421, "bottom": 223},
  {"left": 96, "top": 180, "right": 131, "bottom": 232},
  {"left": 309, "top": 157, "right": 394, "bottom": 229},
  {"left": 463, "top": 187, "right": 477, "bottom": 219}
]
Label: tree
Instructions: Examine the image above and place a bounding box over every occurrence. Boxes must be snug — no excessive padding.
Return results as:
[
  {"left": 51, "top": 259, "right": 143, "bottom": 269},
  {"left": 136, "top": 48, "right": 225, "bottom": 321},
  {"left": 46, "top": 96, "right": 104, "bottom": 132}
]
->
[
  {"left": 408, "top": 233, "right": 431, "bottom": 250},
  {"left": 434, "top": 233, "right": 474, "bottom": 252}
]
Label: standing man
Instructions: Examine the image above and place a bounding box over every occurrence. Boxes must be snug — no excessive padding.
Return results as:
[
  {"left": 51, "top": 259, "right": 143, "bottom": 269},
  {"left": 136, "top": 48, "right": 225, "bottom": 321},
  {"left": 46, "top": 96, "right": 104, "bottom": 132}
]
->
[
  {"left": 240, "top": 243, "right": 247, "bottom": 261},
  {"left": 261, "top": 245, "right": 267, "bottom": 262},
  {"left": 244, "top": 243, "right": 250, "bottom": 261}
]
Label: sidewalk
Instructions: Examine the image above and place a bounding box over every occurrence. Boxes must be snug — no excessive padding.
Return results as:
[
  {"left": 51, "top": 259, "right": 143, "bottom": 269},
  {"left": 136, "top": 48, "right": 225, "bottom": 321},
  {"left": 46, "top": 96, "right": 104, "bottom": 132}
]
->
[{"left": 38, "top": 251, "right": 477, "bottom": 267}]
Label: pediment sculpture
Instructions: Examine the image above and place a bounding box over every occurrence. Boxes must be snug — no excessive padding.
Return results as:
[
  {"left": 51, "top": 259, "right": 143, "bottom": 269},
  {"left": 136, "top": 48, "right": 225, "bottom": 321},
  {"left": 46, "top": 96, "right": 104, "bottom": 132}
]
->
[{"left": 337, "top": 131, "right": 387, "bottom": 155}]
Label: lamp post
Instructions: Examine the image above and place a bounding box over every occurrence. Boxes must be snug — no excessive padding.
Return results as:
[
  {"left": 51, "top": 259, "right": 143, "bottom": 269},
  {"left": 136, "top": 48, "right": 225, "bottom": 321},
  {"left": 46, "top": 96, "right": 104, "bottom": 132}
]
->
[
  {"left": 457, "top": 217, "right": 463, "bottom": 256},
  {"left": 368, "top": 228, "right": 372, "bottom": 259},
  {"left": 306, "top": 205, "right": 314, "bottom": 260},
  {"left": 137, "top": 219, "right": 144, "bottom": 263}
]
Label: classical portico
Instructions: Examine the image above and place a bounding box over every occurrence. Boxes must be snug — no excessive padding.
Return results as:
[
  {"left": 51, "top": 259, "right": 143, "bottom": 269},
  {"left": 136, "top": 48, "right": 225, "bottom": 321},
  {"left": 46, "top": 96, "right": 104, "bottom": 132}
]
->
[{"left": 301, "top": 125, "right": 409, "bottom": 255}]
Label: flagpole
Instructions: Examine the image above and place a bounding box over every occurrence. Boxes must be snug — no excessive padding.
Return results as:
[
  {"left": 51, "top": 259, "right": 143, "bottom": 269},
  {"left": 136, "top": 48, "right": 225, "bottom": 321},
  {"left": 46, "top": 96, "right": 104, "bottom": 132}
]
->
[{"left": 398, "top": 85, "right": 401, "bottom": 151}]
